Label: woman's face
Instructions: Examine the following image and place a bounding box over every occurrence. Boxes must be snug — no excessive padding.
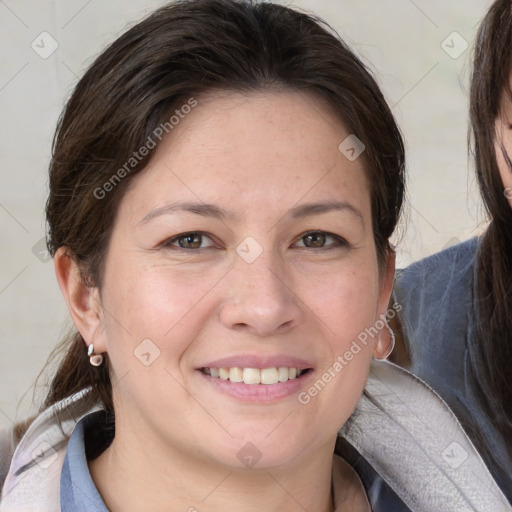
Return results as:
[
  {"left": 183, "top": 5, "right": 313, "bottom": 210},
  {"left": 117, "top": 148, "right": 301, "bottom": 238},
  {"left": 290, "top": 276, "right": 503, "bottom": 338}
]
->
[
  {"left": 494, "top": 84, "right": 512, "bottom": 205},
  {"left": 89, "top": 91, "right": 393, "bottom": 469}
]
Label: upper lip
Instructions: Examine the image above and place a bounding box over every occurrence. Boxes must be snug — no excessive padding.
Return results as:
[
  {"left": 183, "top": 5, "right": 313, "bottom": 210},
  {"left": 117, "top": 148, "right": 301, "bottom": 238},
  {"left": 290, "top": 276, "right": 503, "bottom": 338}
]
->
[{"left": 197, "top": 355, "right": 314, "bottom": 370}]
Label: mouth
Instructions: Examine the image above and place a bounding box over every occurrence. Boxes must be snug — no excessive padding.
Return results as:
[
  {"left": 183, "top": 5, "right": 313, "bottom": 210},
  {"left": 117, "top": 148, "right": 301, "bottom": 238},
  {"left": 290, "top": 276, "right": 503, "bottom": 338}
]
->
[{"left": 200, "top": 366, "right": 312, "bottom": 385}]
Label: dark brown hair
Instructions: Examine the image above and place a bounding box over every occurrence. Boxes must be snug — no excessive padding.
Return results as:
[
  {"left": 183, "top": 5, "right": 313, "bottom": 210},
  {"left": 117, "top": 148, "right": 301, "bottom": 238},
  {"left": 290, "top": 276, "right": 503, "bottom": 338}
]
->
[
  {"left": 468, "top": 0, "right": 512, "bottom": 464},
  {"left": 27, "top": 0, "right": 405, "bottom": 434}
]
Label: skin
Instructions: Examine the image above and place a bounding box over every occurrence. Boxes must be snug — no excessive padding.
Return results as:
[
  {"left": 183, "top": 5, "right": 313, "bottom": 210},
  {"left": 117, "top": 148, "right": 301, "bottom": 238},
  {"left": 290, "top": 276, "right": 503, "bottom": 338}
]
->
[
  {"left": 495, "top": 84, "right": 512, "bottom": 206},
  {"left": 55, "top": 90, "right": 394, "bottom": 512}
]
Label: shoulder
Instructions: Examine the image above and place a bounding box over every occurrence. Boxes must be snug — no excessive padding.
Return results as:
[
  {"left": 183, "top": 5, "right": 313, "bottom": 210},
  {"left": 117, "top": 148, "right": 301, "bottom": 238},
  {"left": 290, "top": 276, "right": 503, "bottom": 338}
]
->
[
  {"left": 395, "top": 237, "right": 479, "bottom": 296},
  {"left": 0, "top": 427, "right": 16, "bottom": 495},
  {"left": 392, "top": 237, "right": 480, "bottom": 357},
  {"left": 0, "top": 388, "right": 102, "bottom": 511},
  {"left": 338, "top": 360, "right": 512, "bottom": 512}
]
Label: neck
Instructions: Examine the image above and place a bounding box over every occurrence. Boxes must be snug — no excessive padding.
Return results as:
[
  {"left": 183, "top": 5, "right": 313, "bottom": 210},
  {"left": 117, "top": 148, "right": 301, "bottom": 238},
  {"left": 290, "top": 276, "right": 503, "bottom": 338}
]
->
[{"left": 88, "top": 416, "right": 338, "bottom": 512}]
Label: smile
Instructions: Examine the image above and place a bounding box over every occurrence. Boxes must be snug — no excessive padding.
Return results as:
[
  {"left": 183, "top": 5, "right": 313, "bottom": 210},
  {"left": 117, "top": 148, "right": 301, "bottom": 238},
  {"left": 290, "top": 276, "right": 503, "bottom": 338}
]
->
[{"left": 201, "top": 366, "right": 309, "bottom": 384}]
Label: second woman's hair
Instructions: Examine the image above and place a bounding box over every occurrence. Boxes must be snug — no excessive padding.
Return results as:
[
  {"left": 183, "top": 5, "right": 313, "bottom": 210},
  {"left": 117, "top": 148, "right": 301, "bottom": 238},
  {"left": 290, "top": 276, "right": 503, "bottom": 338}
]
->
[{"left": 469, "top": 0, "right": 512, "bottom": 465}]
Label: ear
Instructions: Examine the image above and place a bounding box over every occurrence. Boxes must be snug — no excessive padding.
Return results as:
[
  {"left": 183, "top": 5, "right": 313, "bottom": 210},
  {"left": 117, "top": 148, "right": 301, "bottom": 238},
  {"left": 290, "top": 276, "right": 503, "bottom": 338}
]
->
[
  {"left": 372, "top": 248, "right": 396, "bottom": 358},
  {"left": 54, "top": 247, "right": 107, "bottom": 353}
]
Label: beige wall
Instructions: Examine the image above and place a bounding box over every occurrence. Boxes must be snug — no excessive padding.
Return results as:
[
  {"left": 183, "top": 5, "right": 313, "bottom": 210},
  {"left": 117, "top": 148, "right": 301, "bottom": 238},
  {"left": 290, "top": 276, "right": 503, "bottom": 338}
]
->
[{"left": 0, "top": 0, "right": 493, "bottom": 427}]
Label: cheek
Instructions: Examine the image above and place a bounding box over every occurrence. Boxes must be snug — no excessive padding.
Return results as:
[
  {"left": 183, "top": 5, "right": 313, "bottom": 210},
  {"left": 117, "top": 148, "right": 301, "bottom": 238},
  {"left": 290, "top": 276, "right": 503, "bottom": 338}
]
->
[
  {"left": 296, "top": 266, "right": 378, "bottom": 415},
  {"left": 300, "top": 264, "right": 380, "bottom": 348},
  {"left": 100, "top": 263, "right": 222, "bottom": 368},
  {"left": 495, "top": 141, "right": 507, "bottom": 181},
  {"left": 495, "top": 127, "right": 512, "bottom": 189}
]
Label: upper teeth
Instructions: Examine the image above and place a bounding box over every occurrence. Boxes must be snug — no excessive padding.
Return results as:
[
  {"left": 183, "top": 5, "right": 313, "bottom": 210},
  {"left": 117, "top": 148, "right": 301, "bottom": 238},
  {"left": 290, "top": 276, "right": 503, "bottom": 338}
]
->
[{"left": 203, "top": 367, "right": 304, "bottom": 385}]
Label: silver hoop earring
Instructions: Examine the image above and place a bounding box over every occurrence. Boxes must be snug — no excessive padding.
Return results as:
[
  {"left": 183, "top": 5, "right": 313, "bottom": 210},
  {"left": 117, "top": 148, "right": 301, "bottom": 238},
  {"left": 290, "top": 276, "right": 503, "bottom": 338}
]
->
[
  {"left": 374, "top": 321, "right": 395, "bottom": 360},
  {"left": 87, "top": 343, "right": 104, "bottom": 367}
]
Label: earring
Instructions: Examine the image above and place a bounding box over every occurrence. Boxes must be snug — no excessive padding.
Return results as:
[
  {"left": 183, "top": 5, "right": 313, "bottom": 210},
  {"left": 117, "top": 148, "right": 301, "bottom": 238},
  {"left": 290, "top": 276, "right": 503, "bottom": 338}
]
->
[
  {"left": 374, "top": 321, "right": 395, "bottom": 360},
  {"left": 87, "top": 343, "right": 104, "bottom": 366}
]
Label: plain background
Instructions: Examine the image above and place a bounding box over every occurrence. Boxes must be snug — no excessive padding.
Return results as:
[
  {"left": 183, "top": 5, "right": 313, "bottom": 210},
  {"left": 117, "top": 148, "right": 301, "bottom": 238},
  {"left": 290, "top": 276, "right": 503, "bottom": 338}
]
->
[{"left": 0, "top": 0, "right": 494, "bottom": 429}]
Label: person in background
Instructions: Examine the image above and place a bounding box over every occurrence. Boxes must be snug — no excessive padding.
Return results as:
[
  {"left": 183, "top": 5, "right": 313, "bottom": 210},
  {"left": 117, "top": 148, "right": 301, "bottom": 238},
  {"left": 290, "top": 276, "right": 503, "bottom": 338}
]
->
[{"left": 391, "top": 0, "right": 512, "bottom": 504}]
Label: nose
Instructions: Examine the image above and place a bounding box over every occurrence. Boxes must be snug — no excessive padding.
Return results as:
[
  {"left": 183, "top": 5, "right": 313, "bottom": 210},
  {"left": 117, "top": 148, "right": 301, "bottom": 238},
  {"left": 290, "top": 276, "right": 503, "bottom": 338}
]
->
[{"left": 219, "top": 251, "right": 303, "bottom": 337}]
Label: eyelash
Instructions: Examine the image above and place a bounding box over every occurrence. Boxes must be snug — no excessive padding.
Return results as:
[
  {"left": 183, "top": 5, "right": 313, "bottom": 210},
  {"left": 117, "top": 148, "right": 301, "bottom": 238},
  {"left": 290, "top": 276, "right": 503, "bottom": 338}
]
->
[{"left": 160, "top": 231, "right": 348, "bottom": 251}]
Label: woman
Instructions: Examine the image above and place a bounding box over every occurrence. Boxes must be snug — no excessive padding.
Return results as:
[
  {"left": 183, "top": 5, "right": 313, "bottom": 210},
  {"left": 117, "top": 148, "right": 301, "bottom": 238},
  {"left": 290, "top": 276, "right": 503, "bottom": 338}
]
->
[
  {"left": 391, "top": 0, "right": 512, "bottom": 504},
  {"left": 0, "top": 1, "right": 507, "bottom": 511}
]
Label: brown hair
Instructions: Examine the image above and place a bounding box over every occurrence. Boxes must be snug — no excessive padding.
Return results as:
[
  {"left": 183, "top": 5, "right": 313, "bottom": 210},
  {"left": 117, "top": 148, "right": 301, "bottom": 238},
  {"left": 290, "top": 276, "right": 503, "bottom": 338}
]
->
[
  {"left": 24, "top": 0, "right": 405, "bottom": 436},
  {"left": 468, "top": 0, "right": 512, "bottom": 464}
]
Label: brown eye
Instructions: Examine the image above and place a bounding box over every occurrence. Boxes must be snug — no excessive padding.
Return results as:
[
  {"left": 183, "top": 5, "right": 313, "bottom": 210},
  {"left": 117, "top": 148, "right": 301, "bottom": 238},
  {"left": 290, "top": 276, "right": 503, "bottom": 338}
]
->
[
  {"left": 178, "top": 233, "right": 202, "bottom": 248},
  {"left": 294, "top": 231, "right": 346, "bottom": 249},
  {"left": 162, "top": 232, "right": 217, "bottom": 250},
  {"left": 303, "top": 232, "right": 327, "bottom": 248}
]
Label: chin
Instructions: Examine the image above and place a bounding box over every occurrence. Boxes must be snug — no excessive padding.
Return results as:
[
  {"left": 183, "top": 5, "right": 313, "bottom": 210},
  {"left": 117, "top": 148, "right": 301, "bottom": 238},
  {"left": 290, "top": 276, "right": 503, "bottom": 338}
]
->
[{"left": 199, "top": 432, "right": 319, "bottom": 471}]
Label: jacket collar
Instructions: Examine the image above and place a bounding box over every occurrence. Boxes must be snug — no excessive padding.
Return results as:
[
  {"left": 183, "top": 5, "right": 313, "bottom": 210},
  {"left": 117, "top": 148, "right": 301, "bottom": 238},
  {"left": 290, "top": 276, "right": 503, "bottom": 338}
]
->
[
  {"left": 0, "top": 389, "right": 102, "bottom": 511},
  {"left": 340, "top": 360, "right": 511, "bottom": 511}
]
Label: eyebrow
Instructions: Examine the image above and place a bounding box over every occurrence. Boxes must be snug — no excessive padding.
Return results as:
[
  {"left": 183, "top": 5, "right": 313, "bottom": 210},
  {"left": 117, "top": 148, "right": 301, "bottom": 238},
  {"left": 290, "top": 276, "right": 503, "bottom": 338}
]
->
[
  {"left": 138, "top": 201, "right": 233, "bottom": 226},
  {"left": 137, "top": 200, "right": 364, "bottom": 226}
]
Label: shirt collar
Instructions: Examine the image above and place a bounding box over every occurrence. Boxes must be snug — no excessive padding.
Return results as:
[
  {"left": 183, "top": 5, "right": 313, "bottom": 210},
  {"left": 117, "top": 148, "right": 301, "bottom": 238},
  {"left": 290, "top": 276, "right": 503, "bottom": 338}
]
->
[{"left": 60, "top": 411, "right": 109, "bottom": 512}]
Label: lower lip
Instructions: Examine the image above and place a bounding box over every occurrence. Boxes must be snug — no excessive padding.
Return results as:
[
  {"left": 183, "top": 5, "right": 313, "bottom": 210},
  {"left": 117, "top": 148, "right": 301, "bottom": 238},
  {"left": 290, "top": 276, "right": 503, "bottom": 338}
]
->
[{"left": 197, "top": 370, "right": 313, "bottom": 402}]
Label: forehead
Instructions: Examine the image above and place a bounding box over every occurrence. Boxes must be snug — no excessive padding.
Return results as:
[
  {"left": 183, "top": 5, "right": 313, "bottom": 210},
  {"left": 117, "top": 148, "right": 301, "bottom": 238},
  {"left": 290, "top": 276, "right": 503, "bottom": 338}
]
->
[{"left": 120, "top": 90, "right": 371, "bottom": 223}]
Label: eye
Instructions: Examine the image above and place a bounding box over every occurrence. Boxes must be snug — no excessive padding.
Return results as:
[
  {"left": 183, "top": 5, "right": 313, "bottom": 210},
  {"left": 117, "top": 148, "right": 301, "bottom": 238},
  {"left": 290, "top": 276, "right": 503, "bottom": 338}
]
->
[
  {"left": 162, "top": 232, "right": 217, "bottom": 250},
  {"left": 293, "top": 231, "right": 346, "bottom": 249}
]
